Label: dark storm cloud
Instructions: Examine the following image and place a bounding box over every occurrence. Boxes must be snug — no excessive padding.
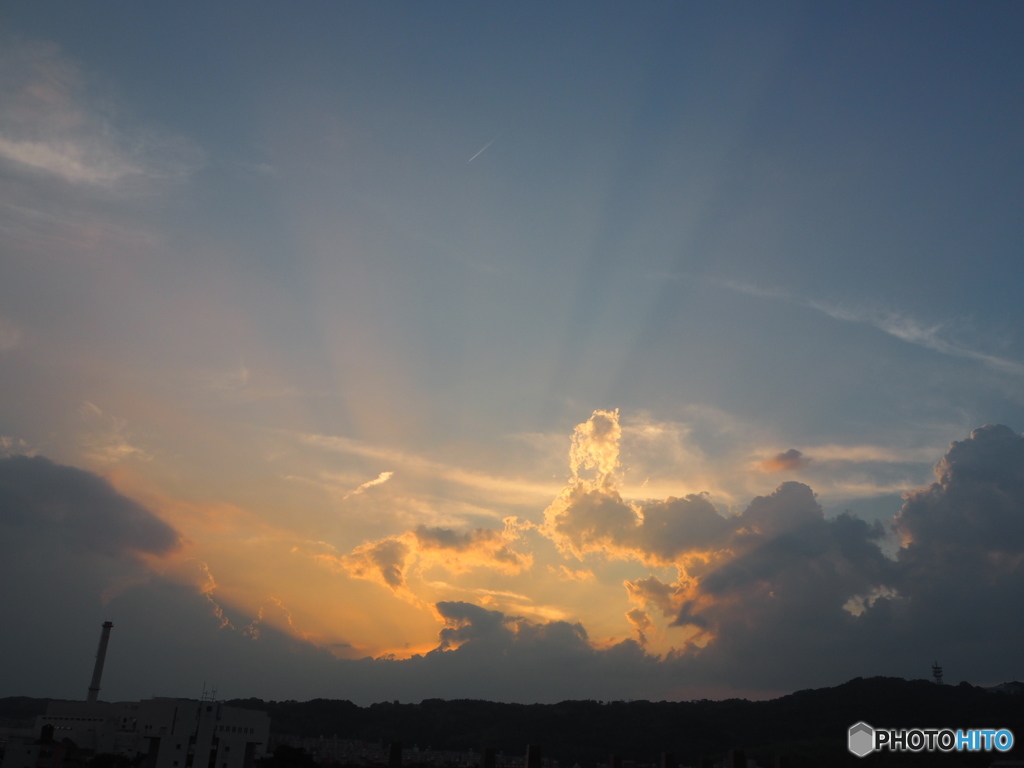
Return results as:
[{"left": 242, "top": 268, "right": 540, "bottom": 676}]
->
[
  {"left": 0, "top": 455, "right": 181, "bottom": 556},
  {"left": 433, "top": 601, "right": 594, "bottom": 660},
  {"left": 0, "top": 455, "right": 185, "bottom": 698},
  {"left": 398, "top": 601, "right": 667, "bottom": 702},
  {"left": 894, "top": 424, "right": 1024, "bottom": 553},
  {"left": 3, "top": 574, "right": 679, "bottom": 703},
  {"left": 631, "top": 494, "right": 733, "bottom": 563},
  {"left": 0, "top": 456, "right": 356, "bottom": 701},
  {"left": 612, "top": 483, "right": 897, "bottom": 688},
  {"left": 435, "top": 601, "right": 510, "bottom": 649},
  {"left": 661, "top": 484, "right": 899, "bottom": 688},
  {"left": 885, "top": 425, "right": 1024, "bottom": 671},
  {"left": 639, "top": 428, "right": 1024, "bottom": 689}
]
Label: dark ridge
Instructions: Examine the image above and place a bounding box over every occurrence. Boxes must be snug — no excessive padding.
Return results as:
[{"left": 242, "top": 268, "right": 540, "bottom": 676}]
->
[
  {"left": 226, "top": 677, "right": 1024, "bottom": 767},
  {"left": 5, "top": 678, "right": 1023, "bottom": 766}
]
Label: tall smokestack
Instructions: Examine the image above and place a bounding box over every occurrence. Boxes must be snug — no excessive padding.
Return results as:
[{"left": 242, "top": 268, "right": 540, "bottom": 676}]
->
[{"left": 86, "top": 621, "right": 113, "bottom": 702}]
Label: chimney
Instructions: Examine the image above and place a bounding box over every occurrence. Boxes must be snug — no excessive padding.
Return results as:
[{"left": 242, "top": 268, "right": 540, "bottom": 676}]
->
[{"left": 87, "top": 621, "right": 113, "bottom": 702}]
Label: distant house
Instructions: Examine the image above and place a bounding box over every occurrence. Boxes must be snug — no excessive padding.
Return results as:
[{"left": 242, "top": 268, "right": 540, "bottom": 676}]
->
[{"left": 1, "top": 699, "right": 268, "bottom": 768}]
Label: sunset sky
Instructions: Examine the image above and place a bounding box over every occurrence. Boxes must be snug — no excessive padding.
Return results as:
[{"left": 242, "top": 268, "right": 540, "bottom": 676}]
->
[{"left": 3, "top": 2, "right": 1024, "bottom": 705}]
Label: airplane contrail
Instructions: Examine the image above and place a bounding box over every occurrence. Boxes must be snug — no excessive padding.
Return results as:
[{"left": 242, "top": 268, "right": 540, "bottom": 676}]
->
[{"left": 468, "top": 135, "right": 498, "bottom": 163}]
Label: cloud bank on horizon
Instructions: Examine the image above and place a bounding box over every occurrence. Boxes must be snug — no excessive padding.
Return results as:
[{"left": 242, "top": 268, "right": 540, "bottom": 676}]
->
[
  {"left": 3, "top": 2, "right": 1024, "bottom": 704},
  {"left": 2, "top": 414, "right": 1024, "bottom": 703}
]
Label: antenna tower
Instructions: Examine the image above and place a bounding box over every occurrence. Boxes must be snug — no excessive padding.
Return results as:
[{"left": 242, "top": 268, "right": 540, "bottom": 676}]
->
[{"left": 932, "top": 661, "right": 944, "bottom": 685}]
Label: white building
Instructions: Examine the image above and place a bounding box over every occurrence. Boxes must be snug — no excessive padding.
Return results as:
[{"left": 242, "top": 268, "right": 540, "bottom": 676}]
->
[{"left": 1, "top": 699, "right": 269, "bottom": 768}]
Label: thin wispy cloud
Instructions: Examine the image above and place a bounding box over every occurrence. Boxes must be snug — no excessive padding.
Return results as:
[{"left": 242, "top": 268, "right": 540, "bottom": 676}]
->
[
  {"left": 700, "top": 276, "right": 1024, "bottom": 377},
  {"left": 0, "top": 37, "right": 201, "bottom": 190},
  {"left": 808, "top": 301, "right": 1024, "bottom": 377},
  {"left": 798, "top": 443, "right": 943, "bottom": 464},
  {"left": 197, "top": 362, "right": 301, "bottom": 403},
  {"left": 294, "top": 431, "right": 563, "bottom": 504},
  {"left": 78, "top": 401, "right": 152, "bottom": 466},
  {"left": 0, "top": 135, "right": 145, "bottom": 186},
  {"left": 344, "top": 470, "right": 394, "bottom": 499}
]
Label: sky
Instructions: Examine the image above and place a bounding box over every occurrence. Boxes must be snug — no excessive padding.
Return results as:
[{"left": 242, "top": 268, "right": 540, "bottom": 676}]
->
[{"left": 2, "top": 2, "right": 1024, "bottom": 705}]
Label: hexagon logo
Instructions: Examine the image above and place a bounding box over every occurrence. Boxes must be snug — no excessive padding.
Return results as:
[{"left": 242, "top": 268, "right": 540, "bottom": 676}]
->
[{"left": 848, "top": 722, "right": 875, "bottom": 757}]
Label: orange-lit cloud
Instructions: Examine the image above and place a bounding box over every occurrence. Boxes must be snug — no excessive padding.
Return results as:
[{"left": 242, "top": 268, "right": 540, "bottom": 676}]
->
[
  {"left": 413, "top": 521, "right": 532, "bottom": 574},
  {"left": 191, "top": 559, "right": 233, "bottom": 629},
  {"left": 568, "top": 408, "right": 622, "bottom": 481},
  {"left": 540, "top": 410, "right": 734, "bottom": 571},
  {"left": 343, "top": 537, "right": 413, "bottom": 596},
  {"left": 339, "top": 517, "right": 533, "bottom": 605},
  {"left": 758, "top": 448, "right": 809, "bottom": 472},
  {"left": 625, "top": 607, "right": 654, "bottom": 646},
  {"left": 551, "top": 565, "right": 595, "bottom": 582}
]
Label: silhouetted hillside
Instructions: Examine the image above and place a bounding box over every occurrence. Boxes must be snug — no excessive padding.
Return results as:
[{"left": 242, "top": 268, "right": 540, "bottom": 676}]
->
[
  {"left": 5, "top": 678, "right": 1023, "bottom": 767},
  {"left": 224, "top": 677, "right": 1024, "bottom": 767}
]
